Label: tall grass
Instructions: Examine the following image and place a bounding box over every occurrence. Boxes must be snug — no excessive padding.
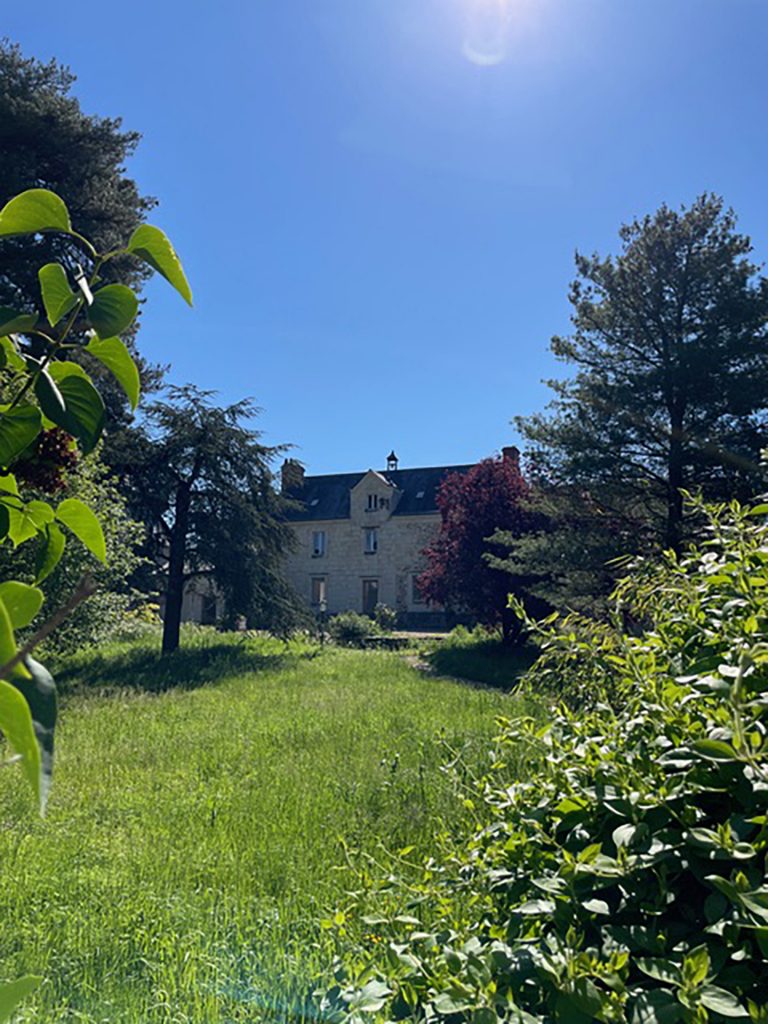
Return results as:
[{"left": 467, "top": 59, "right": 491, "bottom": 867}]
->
[{"left": 0, "top": 632, "right": 536, "bottom": 1023}]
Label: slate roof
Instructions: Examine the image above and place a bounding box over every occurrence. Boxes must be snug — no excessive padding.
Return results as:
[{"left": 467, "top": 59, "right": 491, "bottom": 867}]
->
[{"left": 284, "top": 464, "right": 474, "bottom": 522}]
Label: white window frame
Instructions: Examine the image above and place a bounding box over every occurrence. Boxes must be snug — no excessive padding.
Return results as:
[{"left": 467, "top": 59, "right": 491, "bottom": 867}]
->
[{"left": 311, "top": 576, "right": 327, "bottom": 606}]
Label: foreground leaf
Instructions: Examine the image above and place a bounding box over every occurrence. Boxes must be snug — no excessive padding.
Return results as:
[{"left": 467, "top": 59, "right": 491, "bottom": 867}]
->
[
  {"left": 0, "top": 976, "right": 41, "bottom": 1023},
  {"left": 86, "top": 335, "right": 140, "bottom": 410},
  {"left": 56, "top": 498, "right": 106, "bottom": 563},
  {"left": 0, "top": 188, "right": 71, "bottom": 237},
  {"left": 0, "top": 405, "right": 42, "bottom": 468},
  {"left": 127, "top": 224, "right": 193, "bottom": 305},
  {"left": 0, "top": 679, "right": 39, "bottom": 800},
  {"left": 0, "top": 306, "right": 37, "bottom": 334},
  {"left": 35, "top": 522, "right": 66, "bottom": 583},
  {"left": 7, "top": 500, "right": 54, "bottom": 547},
  {"left": 50, "top": 375, "right": 105, "bottom": 454},
  {"left": 12, "top": 656, "right": 58, "bottom": 815},
  {"left": 0, "top": 582, "right": 44, "bottom": 629},
  {"left": 0, "top": 336, "right": 26, "bottom": 371},
  {"left": 38, "top": 263, "right": 78, "bottom": 325},
  {"left": 87, "top": 284, "right": 138, "bottom": 338}
]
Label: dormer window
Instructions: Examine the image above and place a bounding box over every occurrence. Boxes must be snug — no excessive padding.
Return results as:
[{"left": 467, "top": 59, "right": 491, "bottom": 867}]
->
[{"left": 367, "top": 494, "right": 378, "bottom": 510}]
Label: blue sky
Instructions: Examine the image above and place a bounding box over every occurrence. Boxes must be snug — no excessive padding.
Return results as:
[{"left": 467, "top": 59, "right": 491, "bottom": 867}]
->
[{"left": 5, "top": 0, "right": 768, "bottom": 473}]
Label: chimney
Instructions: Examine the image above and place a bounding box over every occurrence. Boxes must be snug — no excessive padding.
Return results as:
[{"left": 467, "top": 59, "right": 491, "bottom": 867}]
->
[
  {"left": 281, "top": 458, "right": 305, "bottom": 495},
  {"left": 502, "top": 446, "right": 520, "bottom": 470}
]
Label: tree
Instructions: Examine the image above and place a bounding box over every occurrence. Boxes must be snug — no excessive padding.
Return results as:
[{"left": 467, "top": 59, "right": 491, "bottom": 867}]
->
[
  {"left": 111, "top": 386, "right": 303, "bottom": 654},
  {"left": 513, "top": 195, "right": 768, "bottom": 607},
  {"left": 0, "top": 183, "right": 189, "bottom": 1018},
  {"left": 416, "top": 450, "right": 541, "bottom": 641},
  {"left": 0, "top": 41, "right": 165, "bottom": 425}
]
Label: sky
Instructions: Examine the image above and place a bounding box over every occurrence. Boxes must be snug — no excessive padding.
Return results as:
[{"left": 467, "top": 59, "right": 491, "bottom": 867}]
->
[{"left": 4, "top": 0, "right": 768, "bottom": 474}]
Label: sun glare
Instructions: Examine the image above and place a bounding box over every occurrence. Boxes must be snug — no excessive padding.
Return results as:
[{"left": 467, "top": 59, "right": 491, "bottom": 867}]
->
[{"left": 461, "top": 0, "right": 536, "bottom": 66}]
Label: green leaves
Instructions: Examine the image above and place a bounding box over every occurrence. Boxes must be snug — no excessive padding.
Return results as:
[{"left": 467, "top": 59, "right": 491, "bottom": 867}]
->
[
  {"left": 41, "top": 365, "right": 105, "bottom": 454},
  {"left": 11, "top": 656, "right": 58, "bottom": 815},
  {"left": 0, "top": 336, "right": 26, "bottom": 372},
  {"left": 38, "top": 263, "right": 77, "bottom": 325},
  {"left": 127, "top": 224, "right": 193, "bottom": 305},
  {"left": 87, "top": 284, "right": 138, "bottom": 338},
  {"left": 56, "top": 498, "right": 106, "bottom": 563},
  {"left": 35, "top": 523, "right": 66, "bottom": 583},
  {"left": 0, "top": 681, "right": 39, "bottom": 798},
  {"left": 7, "top": 499, "right": 54, "bottom": 547},
  {"left": 0, "top": 306, "right": 37, "bottom": 334},
  {"left": 317, "top": 497, "right": 768, "bottom": 1024},
  {"left": 0, "top": 582, "right": 43, "bottom": 629},
  {"left": 0, "top": 976, "right": 41, "bottom": 1023},
  {"left": 86, "top": 336, "right": 140, "bottom": 410},
  {"left": 0, "top": 188, "right": 71, "bottom": 237},
  {"left": 0, "top": 405, "right": 42, "bottom": 468}
]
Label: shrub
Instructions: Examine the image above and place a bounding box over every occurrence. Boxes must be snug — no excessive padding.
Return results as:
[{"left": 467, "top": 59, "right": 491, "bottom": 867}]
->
[
  {"left": 373, "top": 603, "right": 398, "bottom": 631},
  {"left": 318, "top": 495, "right": 768, "bottom": 1023},
  {"left": 328, "top": 611, "right": 380, "bottom": 647}
]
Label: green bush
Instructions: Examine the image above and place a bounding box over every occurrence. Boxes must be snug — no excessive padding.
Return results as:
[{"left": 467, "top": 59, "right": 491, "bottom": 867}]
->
[
  {"left": 328, "top": 611, "right": 380, "bottom": 647},
  {"left": 318, "top": 495, "right": 768, "bottom": 1023},
  {"left": 374, "top": 603, "right": 398, "bottom": 631}
]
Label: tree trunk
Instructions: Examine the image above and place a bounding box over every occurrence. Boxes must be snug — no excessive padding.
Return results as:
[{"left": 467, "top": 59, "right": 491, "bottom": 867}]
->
[
  {"left": 162, "top": 482, "right": 191, "bottom": 655},
  {"left": 666, "top": 414, "right": 685, "bottom": 554}
]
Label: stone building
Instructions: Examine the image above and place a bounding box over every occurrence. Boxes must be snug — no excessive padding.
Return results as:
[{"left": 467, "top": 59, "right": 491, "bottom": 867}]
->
[{"left": 281, "top": 451, "right": 475, "bottom": 628}]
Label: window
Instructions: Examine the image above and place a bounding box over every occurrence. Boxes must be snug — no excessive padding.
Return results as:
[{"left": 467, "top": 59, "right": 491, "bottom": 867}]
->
[
  {"left": 364, "top": 527, "right": 378, "bottom": 554},
  {"left": 411, "top": 575, "right": 426, "bottom": 605},
  {"left": 311, "top": 577, "right": 327, "bottom": 606},
  {"left": 367, "top": 493, "right": 378, "bottom": 510},
  {"left": 312, "top": 530, "right": 326, "bottom": 557},
  {"left": 362, "top": 578, "right": 379, "bottom": 615}
]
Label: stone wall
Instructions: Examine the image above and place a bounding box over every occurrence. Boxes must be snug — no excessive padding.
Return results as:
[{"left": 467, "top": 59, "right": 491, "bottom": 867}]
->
[{"left": 283, "top": 512, "right": 442, "bottom": 623}]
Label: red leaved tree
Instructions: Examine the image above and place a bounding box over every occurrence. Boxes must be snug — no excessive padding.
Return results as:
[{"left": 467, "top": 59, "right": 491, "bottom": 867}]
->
[{"left": 417, "top": 449, "right": 542, "bottom": 642}]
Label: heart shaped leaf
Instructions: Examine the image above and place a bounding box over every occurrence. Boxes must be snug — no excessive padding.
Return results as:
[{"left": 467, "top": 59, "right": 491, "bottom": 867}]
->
[
  {"left": 44, "top": 374, "right": 105, "bottom": 454},
  {"left": 56, "top": 497, "right": 106, "bottom": 563},
  {"left": 0, "top": 405, "right": 42, "bottom": 469},
  {"left": 35, "top": 522, "right": 66, "bottom": 584},
  {"left": 38, "top": 263, "right": 78, "bottom": 325},
  {"left": 0, "top": 582, "right": 44, "bottom": 629},
  {"left": 127, "top": 224, "right": 192, "bottom": 305},
  {"left": 0, "top": 307, "right": 37, "bottom": 334},
  {"left": 86, "top": 336, "right": 140, "bottom": 410},
  {"left": 0, "top": 188, "right": 71, "bottom": 237},
  {"left": 87, "top": 284, "right": 138, "bottom": 338}
]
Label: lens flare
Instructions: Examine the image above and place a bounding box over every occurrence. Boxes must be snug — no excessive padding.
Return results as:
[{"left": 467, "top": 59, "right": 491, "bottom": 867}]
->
[{"left": 461, "top": 0, "right": 518, "bottom": 66}]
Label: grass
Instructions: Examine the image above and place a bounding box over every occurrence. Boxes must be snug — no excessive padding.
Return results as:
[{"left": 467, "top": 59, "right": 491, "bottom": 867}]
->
[
  {"left": 424, "top": 626, "right": 538, "bottom": 689},
  {"left": 0, "top": 630, "right": 538, "bottom": 1023}
]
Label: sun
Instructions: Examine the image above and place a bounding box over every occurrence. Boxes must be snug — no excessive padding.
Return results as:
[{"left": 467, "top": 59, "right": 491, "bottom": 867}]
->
[{"left": 461, "top": 0, "right": 538, "bottom": 66}]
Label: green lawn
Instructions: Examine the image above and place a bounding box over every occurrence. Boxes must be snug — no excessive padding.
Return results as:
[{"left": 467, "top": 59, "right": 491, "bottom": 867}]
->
[
  {"left": 0, "top": 631, "right": 535, "bottom": 1023},
  {"left": 425, "top": 628, "right": 538, "bottom": 689}
]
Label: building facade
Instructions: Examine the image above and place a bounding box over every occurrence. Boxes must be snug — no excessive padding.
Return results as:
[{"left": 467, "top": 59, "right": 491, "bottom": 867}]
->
[{"left": 281, "top": 452, "right": 474, "bottom": 628}]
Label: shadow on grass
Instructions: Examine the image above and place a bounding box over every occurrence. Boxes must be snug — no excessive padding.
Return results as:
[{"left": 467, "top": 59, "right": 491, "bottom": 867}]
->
[
  {"left": 425, "top": 638, "right": 538, "bottom": 691},
  {"left": 55, "top": 639, "right": 317, "bottom": 695}
]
